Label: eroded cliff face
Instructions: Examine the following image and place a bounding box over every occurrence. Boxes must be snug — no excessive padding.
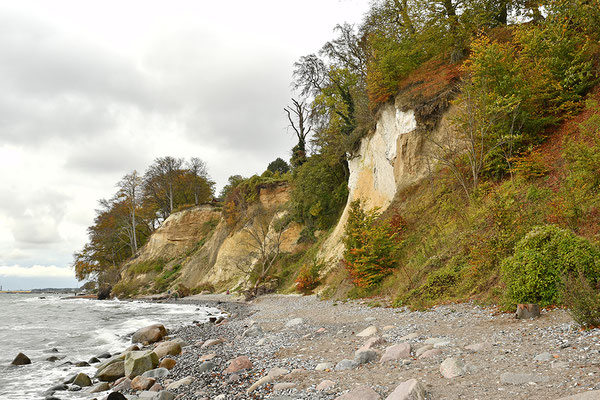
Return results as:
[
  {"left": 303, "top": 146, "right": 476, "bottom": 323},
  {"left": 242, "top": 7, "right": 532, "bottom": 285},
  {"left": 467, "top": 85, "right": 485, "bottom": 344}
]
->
[
  {"left": 319, "top": 99, "right": 455, "bottom": 270},
  {"left": 121, "top": 182, "right": 303, "bottom": 293},
  {"left": 134, "top": 205, "right": 221, "bottom": 263}
]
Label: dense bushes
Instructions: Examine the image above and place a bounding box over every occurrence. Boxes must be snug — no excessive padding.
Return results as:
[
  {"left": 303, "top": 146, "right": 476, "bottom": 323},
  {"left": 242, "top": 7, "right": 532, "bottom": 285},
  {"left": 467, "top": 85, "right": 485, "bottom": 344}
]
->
[
  {"left": 501, "top": 225, "right": 600, "bottom": 307},
  {"left": 295, "top": 261, "right": 323, "bottom": 294},
  {"left": 343, "top": 200, "right": 402, "bottom": 288}
]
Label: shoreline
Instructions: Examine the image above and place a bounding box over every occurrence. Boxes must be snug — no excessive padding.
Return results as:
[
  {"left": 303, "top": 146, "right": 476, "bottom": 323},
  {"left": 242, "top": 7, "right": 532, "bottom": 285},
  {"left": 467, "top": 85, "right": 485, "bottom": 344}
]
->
[{"left": 43, "top": 294, "right": 600, "bottom": 399}]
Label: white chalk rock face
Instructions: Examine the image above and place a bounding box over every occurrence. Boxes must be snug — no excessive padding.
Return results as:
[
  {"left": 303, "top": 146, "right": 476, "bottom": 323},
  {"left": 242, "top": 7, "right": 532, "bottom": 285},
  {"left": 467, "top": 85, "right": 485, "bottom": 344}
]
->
[{"left": 319, "top": 106, "right": 418, "bottom": 267}]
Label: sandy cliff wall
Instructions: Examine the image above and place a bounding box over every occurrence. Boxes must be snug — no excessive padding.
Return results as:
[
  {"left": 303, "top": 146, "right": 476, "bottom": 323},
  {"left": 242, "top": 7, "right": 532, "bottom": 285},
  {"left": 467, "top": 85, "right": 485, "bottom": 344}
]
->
[
  {"left": 134, "top": 205, "right": 221, "bottom": 263},
  {"left": 319, "top": 98, "right": 455, "bottom": 270}
]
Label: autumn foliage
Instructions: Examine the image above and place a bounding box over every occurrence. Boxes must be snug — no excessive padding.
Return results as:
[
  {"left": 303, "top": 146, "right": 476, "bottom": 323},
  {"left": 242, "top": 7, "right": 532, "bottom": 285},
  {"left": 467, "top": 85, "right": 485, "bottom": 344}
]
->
[{"left": 343, "top": 201, "right": 402, "bottom": 288}]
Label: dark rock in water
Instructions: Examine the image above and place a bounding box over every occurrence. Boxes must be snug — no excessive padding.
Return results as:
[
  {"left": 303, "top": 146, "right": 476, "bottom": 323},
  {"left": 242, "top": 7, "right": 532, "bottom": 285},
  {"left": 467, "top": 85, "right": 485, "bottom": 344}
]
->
[
  {"left": 44, "top": 348, "right": 59, "bottom": 353},
  {"left": 107, "top": 392, "right": 128, "bottom": 400},
  {"left": 11, "top": 352, "right": 31, "bottom": 365},
  {"left": 58, "top": 361, "right": 73, "bottom": 367},
  {"left": 97, "top": 352, "right": 111, "bottom": 359},
  {"left": 97, "top": 286, "right": 112, "bottom": 300},
  {"left": 50, "top": 384, "right": 68, "bottom": 391},
  {"left": 75, "top": 361, "right": 90, "bottom": 367},
  {"left": 88, "top": 357, "right": 100, "bottom": 364},
  {"left": 45, "top": 396, "right": 61, "bottom": 400},
  {"left": 46, "top": 356, "right": 60, "bottom": 362}
]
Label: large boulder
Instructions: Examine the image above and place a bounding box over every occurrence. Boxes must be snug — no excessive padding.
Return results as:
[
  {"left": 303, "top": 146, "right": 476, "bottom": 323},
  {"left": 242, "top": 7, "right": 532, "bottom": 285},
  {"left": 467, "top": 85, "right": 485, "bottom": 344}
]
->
[
  {"left": 132, "top": 324, "right": 167, "bottom": 344},
  {"left": 131, "top": 375, "right": 156, "bottom": 390},
  {"left": 72, "top": 373, "right": 92, "bottom": 387},
  {"left": 153, "top": 341, "right": 182, "bottom": 359},
  {"left": 11, "top": 352, "right": 31, "bottom": 366},
  {"left": 380, "top": 343, "right": 411, "bottom": 363},
  {"left": 385, "top": 379, "right": 426, "bottom": 400},
  {"left": 224, "top": 356, "right": 253, "bottom": 373},
  {"left": 124, "top": 351, "right": 159, "bottom": 378},
  {"left": 95, "top": 360, "right": 125, "bottom": 382}
]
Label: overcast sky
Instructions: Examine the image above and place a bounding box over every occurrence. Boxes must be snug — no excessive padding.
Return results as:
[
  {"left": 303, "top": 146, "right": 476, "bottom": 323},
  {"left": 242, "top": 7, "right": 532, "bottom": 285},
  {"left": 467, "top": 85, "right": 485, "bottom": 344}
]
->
[{"left": 0, "top": 0, "right": 370, "bottom": 290}]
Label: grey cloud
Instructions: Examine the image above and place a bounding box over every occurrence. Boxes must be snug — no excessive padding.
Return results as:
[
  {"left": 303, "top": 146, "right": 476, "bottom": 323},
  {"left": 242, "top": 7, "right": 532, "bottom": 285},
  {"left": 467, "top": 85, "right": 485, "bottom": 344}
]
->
[
  {"left": 6, "top": 189, "right": 70, "bottom": 245},
  {"left": 0, "top": 13, "right": 169, "bottom": 146},
  {"left": 64, "top": 139, "right": 148, "bottom": 175},
  {"left": 143, "top": 31, "right": 295, "bottom": 159}
]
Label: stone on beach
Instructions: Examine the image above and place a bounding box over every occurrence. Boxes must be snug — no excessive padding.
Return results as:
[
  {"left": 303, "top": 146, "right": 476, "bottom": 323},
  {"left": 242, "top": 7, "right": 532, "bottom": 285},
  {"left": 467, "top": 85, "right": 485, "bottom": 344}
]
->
[
  {"left": 242, "top": 324, "right": 263, "bottom": 338},
  {"left": 317, "top": 379, "right": 336, "bottom": 391},
  {"left": 201, "top": 338, "right": 226, "bottom": 348},
  {"left": 273, "top": 382, "right": 296, "bottom": 391},
  {"left": 268, "top": 367, "right": 290, "bottom": 378},
  {"left": 72, "top": 373, "right": 92, "bottom": 387},
  {"left": 132, "top": 324, "right": 168, "bottom": 344},
  {"left": 380, "top": 343, "right": 411, "bottom": 363},
  {"left": 132, "top": 375, "right": 156, "bottom": 390},
  {"left": 316, "top": 362, "right": 334, "bottom": 371},
  {"left": 415, "top": 345, "right": 433, "bottom": 357},
  {"left": 335, "top": 359, "right": 358, "bottom": 371},
  {"left": 142, "top": 367, "right": 170, "bottom": 379},
  {"left": 358, "top": 336, "right": 386, "bottom": 352},
  {"left": 224, "top": 356, "right": 253, "bottom": 373},
  {"left": 95, "top": 360, "right": 125, "bottom": 381},
  {"left": 419, "top": 349, "right": 442, "bottom": 359},
  {"left": 198, "top": 353, "right": 216, "bottom": 362},
  {"left": 166, "top": 376, "right": 194, "bottom": 389},
  {"left": 11, "top": 352, "right": 31, "bottom": 366},
  {"left": 335, "top": 385, "right": 381, "bottom": 400},
  {"left": 158, "top": 358, "right": 176, "bottom": 369},
  {"left": 87, "top": 382, "right": 109, "bottom": 393},
  {"left": 285, "top": 318, "right": 304, "bottom": 328},
  {"left": 440, "top": 357, "right": 465, "bottom": 378},
  {"left": 197, "top": 361, "right": 217, "bottom": 373},
  {"left": 354, "top": 349, "right": 379, "bottom": 365},
  {"left": 112, "top": 377, "right": 132, "bottom": 391},
  {"left": 357, "top": 326, "right": 378, "bottom": 337},
  {"left": 247, "top": 375, "right": 272, "bottom": 393},
  {"left": 385, "top": 379, "right": 426, "bottom": 400},
  {"left": 153, "top": 341, "right": 182, "bottom": 358},
  {"left": 124, "top": 350, "right": 159, "bottom": 378}
]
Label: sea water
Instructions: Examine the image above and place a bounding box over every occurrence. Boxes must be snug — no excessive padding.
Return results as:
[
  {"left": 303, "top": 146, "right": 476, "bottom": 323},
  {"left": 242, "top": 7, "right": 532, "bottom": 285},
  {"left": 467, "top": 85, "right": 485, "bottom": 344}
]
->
[{"left": 0, "top": 293, "right": 222, "bottom": 399}]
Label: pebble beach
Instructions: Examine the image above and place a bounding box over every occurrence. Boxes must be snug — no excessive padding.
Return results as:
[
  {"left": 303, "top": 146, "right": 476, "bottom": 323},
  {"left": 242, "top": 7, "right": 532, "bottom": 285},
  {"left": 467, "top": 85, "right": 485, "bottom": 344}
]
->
[{"left": 36, "top": 294, "right": 600, "bottom": 400}]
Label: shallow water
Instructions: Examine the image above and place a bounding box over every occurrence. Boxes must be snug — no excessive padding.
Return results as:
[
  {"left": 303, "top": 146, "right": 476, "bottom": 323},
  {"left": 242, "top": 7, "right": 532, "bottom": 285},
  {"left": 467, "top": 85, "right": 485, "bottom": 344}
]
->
[{"left": 0, "top": 293, "right": 221, "bottom": 399}]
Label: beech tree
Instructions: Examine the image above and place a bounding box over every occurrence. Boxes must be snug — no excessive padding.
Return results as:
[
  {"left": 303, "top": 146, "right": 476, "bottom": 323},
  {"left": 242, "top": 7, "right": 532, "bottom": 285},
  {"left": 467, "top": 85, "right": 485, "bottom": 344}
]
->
[{"left": 143, "top": 156, "right": 184, "bottom": 218}]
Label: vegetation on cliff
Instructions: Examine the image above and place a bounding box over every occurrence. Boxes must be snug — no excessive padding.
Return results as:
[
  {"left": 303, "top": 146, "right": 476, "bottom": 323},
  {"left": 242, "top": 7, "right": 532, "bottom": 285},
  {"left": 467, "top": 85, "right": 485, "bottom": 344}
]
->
[{"left": 74, "top": 0, "right": 600, "bottom": 317}]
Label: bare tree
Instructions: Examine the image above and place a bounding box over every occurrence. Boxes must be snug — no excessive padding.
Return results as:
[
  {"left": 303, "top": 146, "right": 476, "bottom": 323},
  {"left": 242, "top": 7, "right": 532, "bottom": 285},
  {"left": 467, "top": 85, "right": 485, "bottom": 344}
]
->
[
  {"left": 116, "top": 170, "right": 142, "bottom": 254},
  {"left": 284, "top": 98, "right": 312, "bottom": 167},
  {"left": 234, "top": 206, "right": 289, "bottom": 299},
  {"left": 427, "top": 82, "right": 519, "bottom": 199}
]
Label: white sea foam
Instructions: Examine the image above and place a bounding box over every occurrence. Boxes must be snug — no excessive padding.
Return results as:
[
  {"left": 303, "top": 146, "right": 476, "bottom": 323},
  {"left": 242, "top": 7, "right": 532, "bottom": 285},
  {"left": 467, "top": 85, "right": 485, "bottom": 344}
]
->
[{"left": 0, "top": 293, "right": 224, "bottom": 399}]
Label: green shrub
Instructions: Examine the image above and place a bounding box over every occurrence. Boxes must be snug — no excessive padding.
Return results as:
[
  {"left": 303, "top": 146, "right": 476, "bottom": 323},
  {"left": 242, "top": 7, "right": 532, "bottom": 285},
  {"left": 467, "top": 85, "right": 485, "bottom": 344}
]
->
[
  {"left": 129, "top": 259, "right": 165, "bottom": 276},
  {"left": 501, "top": 225, "right": 600, "bottom": 306},
  {"left": 295, "top": 260, "right": 323, "bottom": 294},
  {"left": 343, "top": 200, "right": 401, "bottom": 288},
  {"left": 562, "top": 271, "right": 600, "bottom": 328}
]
